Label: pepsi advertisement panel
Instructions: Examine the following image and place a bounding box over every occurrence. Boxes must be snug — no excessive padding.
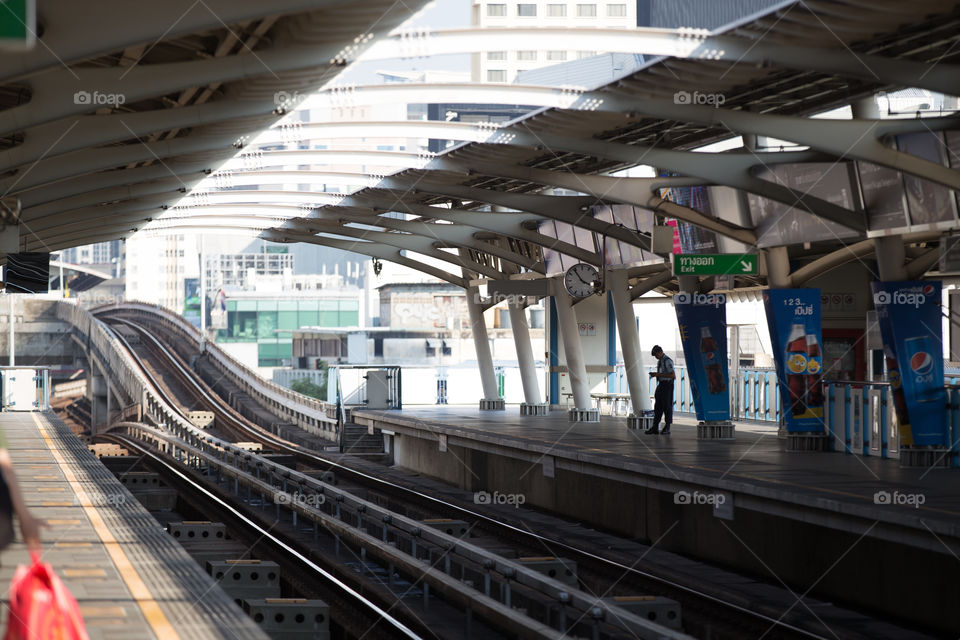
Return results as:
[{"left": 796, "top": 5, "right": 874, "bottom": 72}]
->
[
  {"left": 674, "top": 292, "right": 730, "bottom": 421},
  {"left": 872, "top": 281, "right": 947, "bottom": 447},
  {"left": 763, "top": 289, "right": 825, "bottom": 433}
]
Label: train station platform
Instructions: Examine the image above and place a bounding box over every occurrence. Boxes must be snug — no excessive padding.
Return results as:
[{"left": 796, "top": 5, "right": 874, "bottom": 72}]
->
[
  {"left": 352, "top": 406, "right": 960, "bottom": 632},
  {"left": 0, "top": 412, "right": 267, "bottom": 640}
]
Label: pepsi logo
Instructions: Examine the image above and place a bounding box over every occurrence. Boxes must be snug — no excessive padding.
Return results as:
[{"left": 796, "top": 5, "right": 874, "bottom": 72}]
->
[
  {"left": 705, "top": 352, "right": 715, "bottom": 362},
  {"left": 910, "top": 351, "right": 933, "bottom": 376},
  {"left": 922, "top": 284, "right": 934, "bottom": 296}
]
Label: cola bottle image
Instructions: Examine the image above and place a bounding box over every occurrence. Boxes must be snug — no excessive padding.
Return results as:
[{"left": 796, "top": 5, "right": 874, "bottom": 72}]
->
[
  {"left": 700, "top": 325, "right": 726, "bottom": 394},
  {"left": 785, "top": 323, "right": 808, "bottom": 416},
  {"left": 805, "top": 333, "right": 824, "bottom": 407}
]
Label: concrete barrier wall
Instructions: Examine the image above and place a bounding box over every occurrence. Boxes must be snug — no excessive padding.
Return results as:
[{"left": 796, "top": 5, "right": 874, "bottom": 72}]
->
[
  {"left": 89, "top": 302, "right": 338, "bottom": 441},
  {"left": 391, "top": 433, "right": 957, "bottom": 634}
]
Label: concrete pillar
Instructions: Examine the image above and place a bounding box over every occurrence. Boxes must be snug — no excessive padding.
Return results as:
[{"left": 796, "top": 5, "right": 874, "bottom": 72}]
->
[
  {"left": 874, "top": 235, "right": 908, "bottom": 281},
  {"left": 765, "top": 246, "right": 792, "bottom": 288},
  {"left": 508, "top": 300, "right": 546, "bottom": 414},
  {"left": 608, "top": 269, "right": 650, "bottom": 419},
  {"left": 855, "top": 96, "right": 908, "bottom": 281},
  {"left": 678, "top": 276, "right": 698, "bottom": 294},
  {"left": 552, "top": 280, "right": 597, "bottom": 421},
  {"left": 466, "top": 285, "right": 504, "bottom": 410}
]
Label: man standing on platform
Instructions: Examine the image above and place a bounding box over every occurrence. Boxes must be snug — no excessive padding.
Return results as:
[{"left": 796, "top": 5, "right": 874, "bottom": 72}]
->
[{"left": 646, "top": 345, "right": 675, "bottom": 435}]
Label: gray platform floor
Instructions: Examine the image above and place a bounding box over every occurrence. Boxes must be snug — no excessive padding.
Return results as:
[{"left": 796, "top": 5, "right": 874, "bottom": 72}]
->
[
  {"left": 353, "top": 406, "right": 960, "bottom": 539},
  {"left": 0, "top": 411, "right": 267, "bottom": 640}
]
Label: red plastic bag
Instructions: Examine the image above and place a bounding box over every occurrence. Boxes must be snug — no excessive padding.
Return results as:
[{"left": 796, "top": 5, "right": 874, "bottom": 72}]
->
[{"left": 5, "top": 552, "right": 89, "bottom": 640}]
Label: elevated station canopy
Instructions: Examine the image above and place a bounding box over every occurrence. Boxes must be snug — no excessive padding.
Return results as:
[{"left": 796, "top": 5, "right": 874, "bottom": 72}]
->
[{"left": 3, "top": 0, "right": 960, "bottom": 294}]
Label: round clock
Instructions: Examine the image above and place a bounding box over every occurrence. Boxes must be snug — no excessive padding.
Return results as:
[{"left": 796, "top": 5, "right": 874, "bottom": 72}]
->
[{"left": 563, "top": 263, "right": 600, "bottom": 298}]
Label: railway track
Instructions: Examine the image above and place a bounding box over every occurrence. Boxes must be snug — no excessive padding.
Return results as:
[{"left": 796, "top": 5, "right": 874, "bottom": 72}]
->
[{"left": 97, "top": 310, "right": 843, "bottom": 640}]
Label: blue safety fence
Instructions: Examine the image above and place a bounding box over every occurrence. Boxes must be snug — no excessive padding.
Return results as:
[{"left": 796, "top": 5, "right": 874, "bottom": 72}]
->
[
  {"left": 615, "top": 364, "right": 781, "bottom": 424},
  {"left": 821, "top": 381, "right": 959, "bottom": 466}
]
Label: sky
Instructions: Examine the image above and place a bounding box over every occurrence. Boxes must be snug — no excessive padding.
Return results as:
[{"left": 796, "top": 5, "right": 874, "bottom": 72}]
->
[{"left": 340, "top": 0, "right": 472, "bottom": 85}]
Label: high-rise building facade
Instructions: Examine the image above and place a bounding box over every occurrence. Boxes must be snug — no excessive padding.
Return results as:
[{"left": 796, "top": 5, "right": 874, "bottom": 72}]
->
[{"left": 472, "top": 1, "right": 637, "bottom": 83}]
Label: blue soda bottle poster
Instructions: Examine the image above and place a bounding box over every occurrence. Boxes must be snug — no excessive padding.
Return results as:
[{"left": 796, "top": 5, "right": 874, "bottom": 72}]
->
[
  {"left": 674, "top": 292, "right": 729, "bottom": 422},
  {"left": 763, "top": 289, "right": 825, "bottom": 432},
  {"left": 871, "top": 281, "right": 947, "bottom": 447}
]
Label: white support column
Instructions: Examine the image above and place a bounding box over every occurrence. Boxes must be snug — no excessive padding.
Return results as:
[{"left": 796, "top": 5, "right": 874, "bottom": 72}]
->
[
  {"left": 552, "top": 279, "right": 598, "bottom": 422},
  {"left": 608, "top": 270, "right": 650, "bottom": 427},
  {"left": 466, "top": 285, "right": 504, "bottom": 410},
  {"left": 859, "top": 94, "right": 908, "bottom": 284},
  {"left": 874, "top": 235, "right": 908, "bottom": 282},
  {"left": 765, "top": 246, "right": 792, "bottom": 289},
  {"left": 509, "top": 299, "right": 547, "bottom": 415}
]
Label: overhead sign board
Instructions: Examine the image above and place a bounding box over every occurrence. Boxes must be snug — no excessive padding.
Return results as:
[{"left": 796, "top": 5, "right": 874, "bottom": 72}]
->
[{"left": 673, "top": 253, "right": 758, "bottom": 276}]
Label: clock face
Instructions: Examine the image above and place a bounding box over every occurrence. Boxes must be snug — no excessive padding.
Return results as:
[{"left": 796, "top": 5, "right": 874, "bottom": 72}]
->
[{"left": 564, "top": 263, "right": 600, "bottom": 298}]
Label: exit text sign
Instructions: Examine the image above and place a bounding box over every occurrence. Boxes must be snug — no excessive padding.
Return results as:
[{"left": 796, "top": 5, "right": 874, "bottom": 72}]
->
[{"left": 673, "top": 253, "right": 758, "bottom": 276}]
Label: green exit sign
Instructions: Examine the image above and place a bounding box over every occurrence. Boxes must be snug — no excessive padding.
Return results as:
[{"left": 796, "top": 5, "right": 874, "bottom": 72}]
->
[
  {"left": 0, "top": 0, "right": 35, "bottom": 48},
  {"left": 673, "top": 253, "right": 758, "bottom": 276}
]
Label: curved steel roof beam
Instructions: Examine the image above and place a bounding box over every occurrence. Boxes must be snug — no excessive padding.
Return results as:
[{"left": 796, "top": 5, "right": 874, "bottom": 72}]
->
[
  {"left": 581, "top": 95, "right": 960, "bottom": 191},
  {"left": 378, "top": 175, "right": 655, "bottom": 251},
  {"left": 24, "top": 229, "right": 136, "bottom": 254},
  {"left": 0, "top": 43, "right": 346, "bottom": 138},
  {"left": 0, "top": 100, "right": 273, "bottom": 174},
  {"left": 341, "top": 195, "right": 601, "bottom": 265},
  {"left": 168, "top": 188, "right": 598, "bottom": 266},
  {"left": 260, "top": 229, "right": 469, "bottom": 287},
  {"left": 228, "top": 130, "right": 857, "bottom": 233},
  {"left": 20, "top": 197, "right": 170, "bottom": 234},
  {"left": 141, "top": 203, "right": 519, "bottom": 281},
  {"left": 278, "top": 218, "right": 511, "bottom": 280},
  {"left": 514, "top": 130, "right": 865, "bottom": 232},
  {"left": 24, "top": 176, "right": 197, "bottom": 218},
  {"left": 0, "top": 0, "right": 346, "bottom": 82},
  {"left": 345, "top": 27, "right": 960, "bottom": 94},
  {"left": 250, "top": 120, "right": 501, "bottom": 148},
  {"left": 17, "top": 162, "right": 210, "bottom": 208},
  {"left": 294, "top": 209, "right": 545, "bottom": 273},
  {"left": 1, "top": 133, "right": 238, "bottom": 195},
  {"left": 434, "top": 157, "right": 756, "bottom": 244}
]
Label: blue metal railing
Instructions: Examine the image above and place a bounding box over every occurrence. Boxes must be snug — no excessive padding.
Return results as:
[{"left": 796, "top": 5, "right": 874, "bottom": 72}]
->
[{"left": 613, "top": 364, "right": 781, "bottom": 423}]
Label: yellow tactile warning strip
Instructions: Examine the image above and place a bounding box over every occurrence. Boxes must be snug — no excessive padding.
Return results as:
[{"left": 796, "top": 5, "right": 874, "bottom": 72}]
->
[{"left": 31, "top": 413, "right": 181, "bottom": 640}]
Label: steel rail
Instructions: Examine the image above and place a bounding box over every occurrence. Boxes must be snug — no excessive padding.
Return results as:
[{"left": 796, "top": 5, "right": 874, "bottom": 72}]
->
[
  {"left": 101, "top": 309, "right": 832, "bottom": 640},
  {"left": 100, "top": 431, "right": 424, "bottom": 640}
]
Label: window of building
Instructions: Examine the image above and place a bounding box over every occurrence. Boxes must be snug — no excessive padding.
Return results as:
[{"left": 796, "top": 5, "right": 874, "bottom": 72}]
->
[
  {"left": 487, "top": 51, "right": 507, "bottom": 60},
  {"left": 517, "top": 3, "right": 536, "bottom": 16},
  {"left": 546, "top": 50, "right": 567, "bottom": 61},
  {"left": 606, "top": 3, "right": 627, "bottom": 17},
  {"left": 487, "top": 69, "right": 507, "bottom": 82},
  {"left": 486, "top": 3, "right": 506, "bottom": 16},
  {"left": 517, "top": 50, "right": 537, "bottom": 61},
  {"left": 576, "top": 50, "right": 597, "bottom": 59},
  {"left": 577, "top": 3, "right": 597, "bottom": 16},
  {"left": 547, "top": 4, "right": 566, "bottom": 16}
]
